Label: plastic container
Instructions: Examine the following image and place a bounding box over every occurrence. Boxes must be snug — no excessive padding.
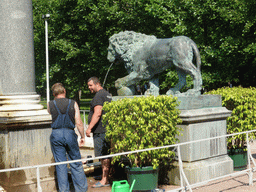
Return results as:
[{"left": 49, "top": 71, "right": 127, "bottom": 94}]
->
[
  {"left": 112, "top": 180, "right": 136, "bottom": 192},
  {"left": 126, "top": 166, "right": 158, "bottom": 191}
]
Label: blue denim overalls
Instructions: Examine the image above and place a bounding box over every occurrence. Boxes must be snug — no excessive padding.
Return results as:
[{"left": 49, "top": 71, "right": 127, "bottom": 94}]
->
[{"left": 50, "top": 99, "right": 87, "bottom": 192}]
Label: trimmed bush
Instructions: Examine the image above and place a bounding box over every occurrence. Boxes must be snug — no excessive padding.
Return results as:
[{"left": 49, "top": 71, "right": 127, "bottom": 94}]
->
[
  {"left": 102, "top": 95, "right": 182, "bottom": 169},
  {"left": 205, "top": 87, "right": 256, "bottom": 149}
]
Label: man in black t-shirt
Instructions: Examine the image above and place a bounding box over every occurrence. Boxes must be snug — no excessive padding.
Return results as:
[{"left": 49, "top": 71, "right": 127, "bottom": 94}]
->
[{"left": 86, "top": 77, "right": 112, "bottom": 188}]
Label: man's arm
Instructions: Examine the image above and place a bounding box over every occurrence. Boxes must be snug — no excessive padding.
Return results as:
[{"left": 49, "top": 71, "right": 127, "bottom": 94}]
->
[
  {"left": 86, "top": 105, "right": 102, "bottom": 137},
  {"left": 74, "top": 101, "right": 85, "bottom": 146}
]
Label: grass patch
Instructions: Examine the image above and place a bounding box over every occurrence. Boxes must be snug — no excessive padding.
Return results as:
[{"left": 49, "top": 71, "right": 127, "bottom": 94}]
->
[
  {"left": 80, "top": 99, "right": 91, "bottom": 110},
  {"left": 80, "top": 110, "right": 89, "bottom": 124},
  {"left": 40, "top": 99, "right": 47, "bottom": 109}
]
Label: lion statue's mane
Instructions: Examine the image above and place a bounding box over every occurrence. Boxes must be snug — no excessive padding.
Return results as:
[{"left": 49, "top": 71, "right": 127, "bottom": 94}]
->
[{"left": 109, "top": 31, "right": 156, "bottom": 73}]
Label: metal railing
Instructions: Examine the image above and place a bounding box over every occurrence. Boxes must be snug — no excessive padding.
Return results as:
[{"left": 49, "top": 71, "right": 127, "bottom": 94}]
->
[
  {"left": 169, "top": 130, "right": 256, "bottom": 192},
  {"left": 1, "top": 130, "right": 256, "bottom": 192},
  {"left": 80, "top": 109, "right": 89, "bottom": 125}
]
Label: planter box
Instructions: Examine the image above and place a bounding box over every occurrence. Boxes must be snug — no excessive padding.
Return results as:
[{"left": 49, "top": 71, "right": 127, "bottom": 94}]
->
[
  {"left": 126, "top": 166, "right": 158, "bottom": 191},
  {"left": 228, "top": 148, "right": 248, "bottom": 171}
]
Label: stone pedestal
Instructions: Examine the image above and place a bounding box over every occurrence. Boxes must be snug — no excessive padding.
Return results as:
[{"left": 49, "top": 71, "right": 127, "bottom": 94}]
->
[
  {"left": 169, "top": 155, "right": 233, "bottom": 184},
  {"left": 0, "top": 95, "right": 54, "bottom": 192},
  {"left": 168, "top": 95, "right": 233, "bottom": 185}
]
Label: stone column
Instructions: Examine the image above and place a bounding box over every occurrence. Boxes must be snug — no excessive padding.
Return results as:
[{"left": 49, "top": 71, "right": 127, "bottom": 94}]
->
[
  {"left": 0, "top": 0, "right": 36, "bottom": 95},
  {"left": 0, "top": 0, "right": 54, "bottom": 191}
]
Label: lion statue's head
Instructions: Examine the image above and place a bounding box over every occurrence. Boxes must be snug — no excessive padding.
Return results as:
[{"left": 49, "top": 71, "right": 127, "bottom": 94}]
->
[{"left": 107, "top": 31, "right": 156, "bottom": 72}]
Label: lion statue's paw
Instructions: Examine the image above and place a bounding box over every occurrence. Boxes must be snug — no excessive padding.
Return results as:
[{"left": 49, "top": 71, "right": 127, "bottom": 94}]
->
[
  {"left": 117, "top": 86, "right": 135, "bottom": 96},
  {"left": 144, "top": 89, "right": 159, "bottom": 96},
  {"left": 115, "top": 79, "right": 123, "bottom": 89},
  {"left": 173, "top": 89, "right": 201, "bottom": 96},
  {"left": 166, "top": 90, "right": 180, "bottom": 96}
]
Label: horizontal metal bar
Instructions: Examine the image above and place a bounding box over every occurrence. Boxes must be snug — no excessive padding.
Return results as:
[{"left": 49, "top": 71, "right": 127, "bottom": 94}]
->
[
  {"left": 1, "top": 130, "right": 256, "bottom": 173},
  {"left": 80, "top": 110, "right": 90, "bottom": 112}
]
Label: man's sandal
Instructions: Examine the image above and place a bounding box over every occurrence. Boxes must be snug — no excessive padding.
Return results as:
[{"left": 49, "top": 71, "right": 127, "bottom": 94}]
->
[{"left": 92, "top": 181, "right": 110, "bottom": 188}]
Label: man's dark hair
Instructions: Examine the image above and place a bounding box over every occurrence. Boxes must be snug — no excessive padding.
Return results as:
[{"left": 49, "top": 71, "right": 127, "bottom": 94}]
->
[{"left": 88, "top": 76, "right": 101, "bottom": 85}]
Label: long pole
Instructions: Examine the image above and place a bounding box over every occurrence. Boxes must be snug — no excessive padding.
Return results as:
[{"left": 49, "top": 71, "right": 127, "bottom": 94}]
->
[
  {"left": 43, "top": 14, "right": 50, "bottom": 103},
  {"left": 45, "top": 19, "right": 49, "bottom": 103}
]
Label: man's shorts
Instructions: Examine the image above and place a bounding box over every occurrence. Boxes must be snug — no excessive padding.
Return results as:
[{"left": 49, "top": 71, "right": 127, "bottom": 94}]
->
[{"left": 93, "top": 132, "right": 111, "bottom": 158}]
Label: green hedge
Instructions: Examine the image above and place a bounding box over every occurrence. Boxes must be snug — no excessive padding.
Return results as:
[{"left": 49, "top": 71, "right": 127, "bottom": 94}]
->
[
  {"left": 102, "top": 95, "right": 182, "bottom": 169},
  {"left": 205, "top": 87, "right": 256, "bottom": 149}
]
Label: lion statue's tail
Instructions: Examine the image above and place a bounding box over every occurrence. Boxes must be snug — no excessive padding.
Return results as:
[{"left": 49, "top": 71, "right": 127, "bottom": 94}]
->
[{"left": 190, "top": 39, "right": 201, "bottom": 71}]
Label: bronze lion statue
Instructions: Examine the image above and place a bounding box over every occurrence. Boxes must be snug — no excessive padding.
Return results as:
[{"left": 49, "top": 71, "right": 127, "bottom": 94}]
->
[{"left": 107, "top": 31, "right": 202, "bottom": 96}]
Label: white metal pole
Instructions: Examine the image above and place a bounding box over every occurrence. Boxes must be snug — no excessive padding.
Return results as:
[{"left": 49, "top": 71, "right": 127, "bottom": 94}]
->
[
  {"left": 45, "top": 18, "right": 50, "bottom": 103},
  {"left": 36, "top": 167, "right": 42, "bottom": 192},
  {"left": 83, "top": 111, "right": 86, "bottom": 126},
  {"left": 177, "top": 145, "right": 184, "bottom": 191},
  {"left": 246, "top": 133, "right": 253, "bottom": 186},
  {"left": 177, "top": 145, "right": 192, "bottom": 192}
]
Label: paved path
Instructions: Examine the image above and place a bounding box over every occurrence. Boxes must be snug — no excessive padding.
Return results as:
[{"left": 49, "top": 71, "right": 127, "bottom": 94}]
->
[
  {"left": 192, "top": 141, "right": 256, "bottom": 192},
  {"left": 80, "top": 141, "right": 256, "bottom": 192}
]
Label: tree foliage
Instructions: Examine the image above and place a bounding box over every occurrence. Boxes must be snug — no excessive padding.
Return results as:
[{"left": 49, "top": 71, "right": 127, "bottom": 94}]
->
[{"left": 32, "top": 0, "right": 256, "bottom": 98}]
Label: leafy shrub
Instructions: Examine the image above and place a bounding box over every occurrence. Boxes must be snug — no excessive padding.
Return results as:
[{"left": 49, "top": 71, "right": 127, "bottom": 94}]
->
[
  {"left": 205, "top": 87, "right": 256, "bottom": 149},
  {"left": 102, "top": 95, "right": 182, "bottom": 169}
]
